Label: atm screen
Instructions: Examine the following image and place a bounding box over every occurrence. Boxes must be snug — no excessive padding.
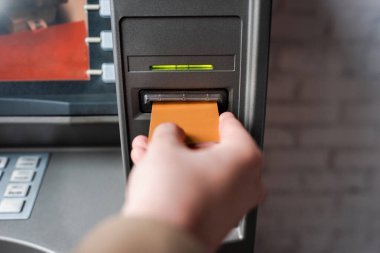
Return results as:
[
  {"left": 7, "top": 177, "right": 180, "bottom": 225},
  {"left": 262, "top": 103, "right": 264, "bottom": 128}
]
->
[
  {"left": 0, "top": 0, "right": 90, "bottom": 82},
  {"left": 0, "top": 0, "right": 117, "bottom": 116}
]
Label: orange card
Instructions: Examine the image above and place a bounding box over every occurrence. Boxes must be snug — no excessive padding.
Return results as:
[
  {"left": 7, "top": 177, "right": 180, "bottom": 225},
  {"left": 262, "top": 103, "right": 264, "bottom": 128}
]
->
[{"left": 149, "top": 102, "right": 219, "bottom": 144}]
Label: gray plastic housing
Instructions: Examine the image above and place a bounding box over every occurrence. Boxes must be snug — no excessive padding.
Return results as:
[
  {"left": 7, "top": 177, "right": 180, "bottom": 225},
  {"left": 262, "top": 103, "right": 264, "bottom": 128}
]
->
[{"left": 111, "top": 0, "right": 272, "bottom": 252}]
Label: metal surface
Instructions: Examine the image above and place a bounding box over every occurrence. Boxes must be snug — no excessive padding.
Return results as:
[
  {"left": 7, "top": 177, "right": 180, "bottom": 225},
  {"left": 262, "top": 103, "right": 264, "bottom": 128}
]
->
[
  {"left": 0, "top": 149, "right": 125, "bottom": 253},
  {"left": 0, "top": 238, "right": 53, "bottom": 253},
  {"left": 0, "top": 116, "right": 120, "bottom": 147}
]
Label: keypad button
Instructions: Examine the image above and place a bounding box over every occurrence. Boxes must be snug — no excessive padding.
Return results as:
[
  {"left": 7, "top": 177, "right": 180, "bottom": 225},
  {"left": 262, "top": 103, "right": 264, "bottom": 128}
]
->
[
  {"left": 15, "top": 156, "right": 40, "bottom": 169},
  {"left": 10, "top": 170, "right": 35, "bottom": 182},
  {"left": 4, "top": 184, "right": 30, "bottom": 197},
  {"left": 0, "top": 199, "right": 25, "bottom": 213},
  {"left": 0, "top": 157, "right": 8, "bottom": 169}
]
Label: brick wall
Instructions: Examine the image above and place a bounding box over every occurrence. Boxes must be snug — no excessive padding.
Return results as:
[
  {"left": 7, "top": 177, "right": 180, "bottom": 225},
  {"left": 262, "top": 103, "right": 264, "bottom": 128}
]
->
[{"left": 256, "top": 0, "right": 380, "bottom": 252}]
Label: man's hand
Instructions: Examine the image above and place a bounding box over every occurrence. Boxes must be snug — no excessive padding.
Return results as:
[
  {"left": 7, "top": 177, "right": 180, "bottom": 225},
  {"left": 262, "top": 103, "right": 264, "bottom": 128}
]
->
[{"left": 122, "top": 112, "right": 265, "bottom": 252}]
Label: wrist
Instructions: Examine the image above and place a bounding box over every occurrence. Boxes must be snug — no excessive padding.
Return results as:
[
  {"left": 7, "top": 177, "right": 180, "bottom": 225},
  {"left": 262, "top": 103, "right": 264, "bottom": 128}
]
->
[
  {"left": 121, "top": 202, "right": 217, "bottom": 250},
  {"left": 122, "top": 203, "right": 198, "bottom": 233}
]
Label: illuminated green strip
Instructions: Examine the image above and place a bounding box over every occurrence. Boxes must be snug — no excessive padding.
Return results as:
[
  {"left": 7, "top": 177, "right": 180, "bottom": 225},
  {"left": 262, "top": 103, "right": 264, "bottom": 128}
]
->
[
  {"left": 188, "top": 65, "right": 214, "bottom": 70},
  {"left": 150, "top": 64, "right": 214, "bottom": 71}
]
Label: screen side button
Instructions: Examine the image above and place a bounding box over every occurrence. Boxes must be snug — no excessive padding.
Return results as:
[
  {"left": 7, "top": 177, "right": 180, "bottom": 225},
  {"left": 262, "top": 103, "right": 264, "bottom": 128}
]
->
[
  {"left": 101, "top": 63, "right": 115, "bottom": 83},
  {"left": 100, "top": 31, "right": 113, "bottom": 50},
  {"left": 99, "top": 0, "right": 111, "bottom": 17}
]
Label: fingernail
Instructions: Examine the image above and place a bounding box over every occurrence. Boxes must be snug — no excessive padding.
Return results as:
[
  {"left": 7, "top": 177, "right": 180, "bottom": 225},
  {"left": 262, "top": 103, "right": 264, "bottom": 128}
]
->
[
  {"left": 220, "top": 112, "right": 235, "bottom": 120},
  {"left": 156, "top": 122, "right": 178, "bottom": 132},
  {"left": 154, "top": 123, "right": 185, "bottom": 137}
]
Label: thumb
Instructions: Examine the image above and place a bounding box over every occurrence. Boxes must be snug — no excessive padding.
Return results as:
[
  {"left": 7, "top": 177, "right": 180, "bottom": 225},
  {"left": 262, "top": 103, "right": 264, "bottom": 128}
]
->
[
  {"left": 218, "top": 112, "right": 254, "bottom": 149},
  {"left": 217, "top": 112, "right": 261, "bottom": 164},
  {"left": 149, "top": 123, "right": 186, "bottom": 150}
]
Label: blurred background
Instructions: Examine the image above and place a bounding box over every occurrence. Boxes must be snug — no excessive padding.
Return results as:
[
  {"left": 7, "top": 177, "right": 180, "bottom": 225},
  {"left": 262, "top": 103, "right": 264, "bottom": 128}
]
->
[{"left": 257, "top": 0, "right": 380, "bottom": 252}]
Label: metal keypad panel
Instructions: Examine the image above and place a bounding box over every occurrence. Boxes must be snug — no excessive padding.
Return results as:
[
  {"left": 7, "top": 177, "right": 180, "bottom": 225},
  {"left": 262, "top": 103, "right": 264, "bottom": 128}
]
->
[{"left": 0, "top": 153, "right": 49, "bottom": 220}]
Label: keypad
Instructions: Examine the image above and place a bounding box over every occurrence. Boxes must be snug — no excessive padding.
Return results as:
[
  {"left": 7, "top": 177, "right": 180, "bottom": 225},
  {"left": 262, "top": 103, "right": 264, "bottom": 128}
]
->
[{"left": 0, "top": 153, "right": 49, "bottom": 219}]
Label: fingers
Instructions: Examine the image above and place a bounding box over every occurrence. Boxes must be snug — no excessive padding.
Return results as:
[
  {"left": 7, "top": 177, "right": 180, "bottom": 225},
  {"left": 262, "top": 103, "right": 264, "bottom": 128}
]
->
[
  {"left": 132, "top": 135, "right": 148, "bottom": 149},
  {"left": 216, "top": 112, "right": 262, "bottom": 168},
  {"left": 131, "top": 147, "right": 147, "bottom": 164},
  {"left": 218, "top": 112, "right": 255, "bottom": 150},
  {"left": 149, "top": 123, "right": 186, "bottom": 150},
  {"left": 130, "top": 124, "right": 185, "bottom": 163},
  {"left": 131, "top": 135, "right": 148, "bottom": 164}
]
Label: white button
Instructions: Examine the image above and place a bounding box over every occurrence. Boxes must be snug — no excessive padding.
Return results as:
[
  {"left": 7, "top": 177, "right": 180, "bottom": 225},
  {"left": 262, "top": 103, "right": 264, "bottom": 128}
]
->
[
  {"left": 99, "top": 0, "right": 111, "bottom": 17},
  {"left": 0, "top": 157, "right": 8, "bottom": 169},
  {"left": 10, "top": 170, "right": 35, "bottom": 182},
  {"left": 15, "top": 156, "right": 40, "bottom": 169},
  {"left": 100, "top": 31, "right": 113, "bottom": 50},
  {"left": 4, "top": 184, "right": 30, "bottom": 197},
  {"left": 0, "top": 199, "right": 25, "bottom": 213},
  {"left": 102, "top": 63, "right": 115, "bottom": 83}
]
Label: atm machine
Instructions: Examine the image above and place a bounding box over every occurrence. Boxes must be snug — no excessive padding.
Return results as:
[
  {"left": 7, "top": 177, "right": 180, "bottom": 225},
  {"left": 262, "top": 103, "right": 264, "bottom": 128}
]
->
[
  {"left": 112, "top": 0, "right": 272, "bottom": 252},
  {"left": 0, "top": 0, "right": 271, "bottom": 252}
]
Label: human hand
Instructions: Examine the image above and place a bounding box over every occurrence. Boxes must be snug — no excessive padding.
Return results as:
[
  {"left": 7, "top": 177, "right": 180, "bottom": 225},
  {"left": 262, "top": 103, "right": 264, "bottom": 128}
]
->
[{"left": 122, "top": 112, "right": 265, "bottom": 252}]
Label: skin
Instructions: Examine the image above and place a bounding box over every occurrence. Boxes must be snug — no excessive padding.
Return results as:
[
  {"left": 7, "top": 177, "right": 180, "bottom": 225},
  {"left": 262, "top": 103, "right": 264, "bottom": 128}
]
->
[{"left": 122, "top": 112, "right": 265, "bottom": 252}]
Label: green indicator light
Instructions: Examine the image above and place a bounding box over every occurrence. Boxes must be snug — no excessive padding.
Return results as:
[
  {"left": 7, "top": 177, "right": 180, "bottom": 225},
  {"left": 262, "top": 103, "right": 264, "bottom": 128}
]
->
[
  {"left": 188, "top": 64, "right": 214, "bottom": 70},
  {"left": 150, "top": 64, "right": 214, "bottom": 71},
  {"left": 176, "top": 65, "right": 189, "bottom": 70},
  {"left": 150, "top": 65, "right": 177, "bottom": 71}
]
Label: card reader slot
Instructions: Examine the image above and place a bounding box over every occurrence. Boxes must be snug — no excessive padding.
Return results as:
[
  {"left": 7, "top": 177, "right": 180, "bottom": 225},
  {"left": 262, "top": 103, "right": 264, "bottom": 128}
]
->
[{"left": 140, "top": 90, "right": 228, "bottom": 113}]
